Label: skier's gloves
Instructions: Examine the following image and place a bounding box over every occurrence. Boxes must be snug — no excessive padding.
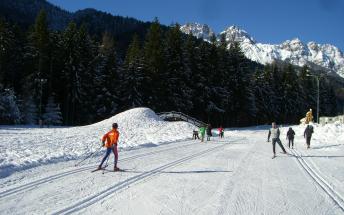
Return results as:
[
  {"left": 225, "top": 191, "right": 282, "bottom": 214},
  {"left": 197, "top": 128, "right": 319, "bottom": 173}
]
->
[{"left": 102, "top": 142, "right": 105, "bottom": 147}]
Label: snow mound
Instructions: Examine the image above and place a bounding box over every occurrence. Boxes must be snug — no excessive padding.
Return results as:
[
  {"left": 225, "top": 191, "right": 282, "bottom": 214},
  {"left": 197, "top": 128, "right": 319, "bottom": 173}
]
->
[
  {"left": 285, "top": 123, "right": 344, "bottom": 150},
  {"left": 0, "top": 108, "right": 196, "bottom": 178}
]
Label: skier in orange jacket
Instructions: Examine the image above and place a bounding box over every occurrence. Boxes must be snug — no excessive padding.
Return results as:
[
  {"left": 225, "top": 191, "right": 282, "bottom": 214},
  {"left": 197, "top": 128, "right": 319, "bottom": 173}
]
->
[{"left": 98, "top": 123, "right": 120, "bottom": 171}]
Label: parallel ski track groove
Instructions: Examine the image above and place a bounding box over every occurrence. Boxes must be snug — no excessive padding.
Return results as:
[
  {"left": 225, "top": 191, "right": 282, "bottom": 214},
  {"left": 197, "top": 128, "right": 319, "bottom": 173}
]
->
[
  {"left": 0, "top": 140, "right": 203, "bottom": 199},
  {"left": 52, "top": 143, "right": 229, "bottom": 215},
  {"left": 290, "top": 148, "right": 344, "bottom": 212}
]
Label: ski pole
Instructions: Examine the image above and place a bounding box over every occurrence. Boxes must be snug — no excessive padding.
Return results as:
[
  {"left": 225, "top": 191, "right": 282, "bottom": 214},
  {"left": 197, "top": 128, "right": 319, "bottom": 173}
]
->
[{"left": 75, "top": 145, "right": 103, "bottom": 167}]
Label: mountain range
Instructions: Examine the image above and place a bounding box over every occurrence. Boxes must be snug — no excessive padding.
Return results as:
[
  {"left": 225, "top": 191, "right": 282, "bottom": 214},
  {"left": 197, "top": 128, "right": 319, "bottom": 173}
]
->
[
  {"left": 1, "top": 0, "right": 344, "bottom": 78},
  {"left": 181, "top": 23, "right": 344, "bottom": 78}
]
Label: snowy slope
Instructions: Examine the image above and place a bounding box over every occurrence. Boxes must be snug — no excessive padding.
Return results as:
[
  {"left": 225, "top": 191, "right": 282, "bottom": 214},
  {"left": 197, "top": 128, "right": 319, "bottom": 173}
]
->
[
  {"left": 0, "top": 107, "right": 196, "bottom": 178},
  {"left": 180, "top": 23, "right": 344, "bottom": 78},
  {"left": 0, "top": 123, "right": 343, "bottom": 214}
]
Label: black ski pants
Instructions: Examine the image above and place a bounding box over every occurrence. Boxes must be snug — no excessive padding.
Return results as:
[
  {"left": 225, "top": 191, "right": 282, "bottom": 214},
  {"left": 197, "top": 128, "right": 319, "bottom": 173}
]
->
[
  {"left": 306, "top": 136, "right": 312, "bottom": 146},
  {"left": 272, "top": 138, "right": 286, "bottom": 154},
  {"left": 288, "top": 138, "right": 294, "bottom": 148}
]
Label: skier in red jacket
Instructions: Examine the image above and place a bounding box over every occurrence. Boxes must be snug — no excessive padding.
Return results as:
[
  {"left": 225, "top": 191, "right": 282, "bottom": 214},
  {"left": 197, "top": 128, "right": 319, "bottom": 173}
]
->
[
  {"left": 218, "top": 126, "right": 224, "bottom": 138},
  {"left": 97, "top": 123, "right": 120, "bottom": 171}
]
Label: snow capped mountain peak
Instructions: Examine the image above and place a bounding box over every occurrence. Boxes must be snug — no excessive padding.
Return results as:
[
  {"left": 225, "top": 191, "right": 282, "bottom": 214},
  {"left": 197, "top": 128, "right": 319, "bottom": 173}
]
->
[
  {"left": 179, "top": 23, "right": 215, "bottom": 41},
  {"left": 180, "top": 23, "right": 344, "bottom": 78},
  {"left": 220, "top": 25, "right": 256, "bottom": 44},
  {"left": 279, "top": 38, "right": 306, "bottom": 53},
  {"left": 282, "top": 38, "right": 304, "bottom": 47}
]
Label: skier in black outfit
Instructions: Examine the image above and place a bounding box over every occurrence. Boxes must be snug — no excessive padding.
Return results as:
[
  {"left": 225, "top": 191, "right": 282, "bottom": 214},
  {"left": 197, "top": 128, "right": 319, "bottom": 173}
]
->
[
  {"left": 206, "top": 124, "right": 212, "bottom": 141},
  {"left": 193, "top": 129, "right": 200, "bottom": 140},
  {"left": 286, "top": 127, "right": 295, "bottom": 149},
  {"left": 268, "top": 122, "right": 287, "bottom": 158},
  {"left": 304, "top": 125, "right": 314, "bottom": 149}
]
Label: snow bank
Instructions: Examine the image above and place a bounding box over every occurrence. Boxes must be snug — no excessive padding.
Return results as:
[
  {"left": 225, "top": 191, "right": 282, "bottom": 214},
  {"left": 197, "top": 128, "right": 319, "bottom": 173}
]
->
[
  {"left": 0, "top": 108, "right": 196, "bottom": 178},
  {"left": 288, "top": 123, "right": 344, "bottom": 150}
]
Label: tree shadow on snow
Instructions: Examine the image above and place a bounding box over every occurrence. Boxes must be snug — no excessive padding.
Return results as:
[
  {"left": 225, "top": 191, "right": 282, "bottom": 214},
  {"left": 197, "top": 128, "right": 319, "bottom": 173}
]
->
[{"left": 111, "top": 169, "right": 232, "bottom": 174}]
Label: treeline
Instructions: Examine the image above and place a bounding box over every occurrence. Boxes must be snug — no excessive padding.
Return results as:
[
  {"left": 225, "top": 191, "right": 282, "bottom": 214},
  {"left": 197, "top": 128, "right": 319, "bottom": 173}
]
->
[{"left": 0, "top": 10, "right": 340, "bottom": 126}]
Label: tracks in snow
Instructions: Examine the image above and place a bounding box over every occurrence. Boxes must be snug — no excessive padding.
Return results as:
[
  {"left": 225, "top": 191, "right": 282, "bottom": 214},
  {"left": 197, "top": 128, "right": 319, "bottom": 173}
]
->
[
  {"left": 52, "top": 143, "right": 230, "bottom": 215},
  {"left": 0, "top": 140, "right": 199, "bottom": 199},
  {"left": 290, "top": 148, "right": 344, "bottom": 212}
]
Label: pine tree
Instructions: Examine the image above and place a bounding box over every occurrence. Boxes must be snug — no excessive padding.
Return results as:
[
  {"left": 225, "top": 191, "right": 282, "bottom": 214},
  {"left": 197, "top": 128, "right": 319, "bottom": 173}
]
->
[
  {"left": 23, "top": 9, "right": 51, "bottom": 120},
  {"left": 298, "top": 66, "right": 317, "bottom": 116},
  {"left": 319, "top": 79, "right": 337, "bottom": 116},
  {"left": 43, "top": 96, "right": 63, "bottom": 126},
  {"left": 280, "top": 64, "right": 302, "bottom": 122},
  {"left": 211, "top": 33, "right": 230, "bottom": 125},
  {"left": 193, "top": 41, "right": 212, "bottom": 122},
  {"left": 0, "top": 19, "right": 23, "bottom": 92},
  {"left": 227, "top": 42, "right": 255, "bottom": 125},
  {"left": 76, "top": 24, "right": 98, "bottom": 124},
  {"left": 60, "top": 22, "right": 97, "bottom": 124},
  {"left": 59, "top": 22, "right": 80, "bottom": 124},
  {"left": 120, "top": 34, "right": 145, "bottom": 109},
  {"left": 184, "top": 34, "right": 199, "bottom": 94},
  {"left": 183, "top": 33, "right": 202, "bottom": 115},
  {"left": 162, "top": 23, "right": 193, "bottom": 112},
  {"left": 143, "top": 18, "right": 165, "bottom": 111},
  {"left": 0, "top": 19, "right": 14, "bottom": 86},
  {"left": 33, "top": 9, "right": 50, "bottom": 79},
  {"left": 0, "top": 88, "right": 21, "bottom": 124},
  {"left": 93, "top": 32, "right": 119, "bottom": 121},
  {"left": 21, "top": 96, "right": 39, "bottom": 125},
  {"left": 48, "top": 31, "right": 65, "bottom": 109}
]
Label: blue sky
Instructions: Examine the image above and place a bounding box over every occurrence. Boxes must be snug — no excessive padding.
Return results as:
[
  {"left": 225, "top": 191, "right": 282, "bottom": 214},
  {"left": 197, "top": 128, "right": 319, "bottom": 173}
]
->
[{"left": 48, "top": 0, "right": 344, "bottom": 50}]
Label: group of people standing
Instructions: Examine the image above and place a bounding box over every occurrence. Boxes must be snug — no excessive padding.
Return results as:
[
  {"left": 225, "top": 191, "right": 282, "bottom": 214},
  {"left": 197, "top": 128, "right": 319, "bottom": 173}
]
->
[
  {"left": 193, "top": 124, "right": 224, "bottom": 142},
  {"left": 268, "top": 122, "right": 314, "bottom": 158}
]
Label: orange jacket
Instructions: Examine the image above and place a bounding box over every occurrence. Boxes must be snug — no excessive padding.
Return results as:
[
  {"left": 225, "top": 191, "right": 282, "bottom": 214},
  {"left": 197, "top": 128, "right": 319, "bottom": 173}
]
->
[{"left": 102, "top": 129, "right": 119, "bottom": 148}]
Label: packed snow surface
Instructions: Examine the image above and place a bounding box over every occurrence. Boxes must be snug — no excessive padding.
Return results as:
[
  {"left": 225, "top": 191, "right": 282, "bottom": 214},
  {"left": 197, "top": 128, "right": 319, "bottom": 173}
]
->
[
  {"left": 0, "top": 114, "right": 344, "bottom": 214},
  {"left": 0, "top": 107, "right": 196, "bottom": 178}
]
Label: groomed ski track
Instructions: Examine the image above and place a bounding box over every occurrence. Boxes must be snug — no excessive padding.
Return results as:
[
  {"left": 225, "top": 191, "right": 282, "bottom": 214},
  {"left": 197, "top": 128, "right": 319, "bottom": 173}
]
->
[{"left": 0, "top": 131, "right": 343, "bottom": 214}]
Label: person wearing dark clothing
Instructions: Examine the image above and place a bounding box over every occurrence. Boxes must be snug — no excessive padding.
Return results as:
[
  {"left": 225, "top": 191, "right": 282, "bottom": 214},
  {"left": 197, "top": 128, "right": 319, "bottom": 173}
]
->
[
  {"left": 286, "top": 127, "right": 295, "bottom": 149},
  {"left": 193, "top": 130, "right": 200, "bottom": 140},
  {"left": 206, "top": 124, "right": 212, "bottom": 141},
  {"left": 218, "top": 126, "right": 224, "bottom": 138},
  {"left": 268, "top": 122, "right": 287, "bottom": 158},
  {"left": 304, "top": 125, "right": 314, "bottom": 149}
]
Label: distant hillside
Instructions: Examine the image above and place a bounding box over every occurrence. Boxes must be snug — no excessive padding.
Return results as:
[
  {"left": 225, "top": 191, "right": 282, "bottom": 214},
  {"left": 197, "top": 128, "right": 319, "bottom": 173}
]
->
[
  {"left": 0, "top": 0, "right": 166, "bottom": 56},
  {"left": 0, "top": 0, "right": 71, "bottom": 30},
  {"left": 72, "top": 8, "right": 155, "bottom": 55}
]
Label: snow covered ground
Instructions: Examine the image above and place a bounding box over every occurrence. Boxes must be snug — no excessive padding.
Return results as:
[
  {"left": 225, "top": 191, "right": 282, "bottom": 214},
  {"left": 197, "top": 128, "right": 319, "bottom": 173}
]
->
[
  {"left": 0, "top": 108, "right": 344, "bottom": 214},
  {"left": 0, "top": 108, "right": 196, "bottom": 178}
]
